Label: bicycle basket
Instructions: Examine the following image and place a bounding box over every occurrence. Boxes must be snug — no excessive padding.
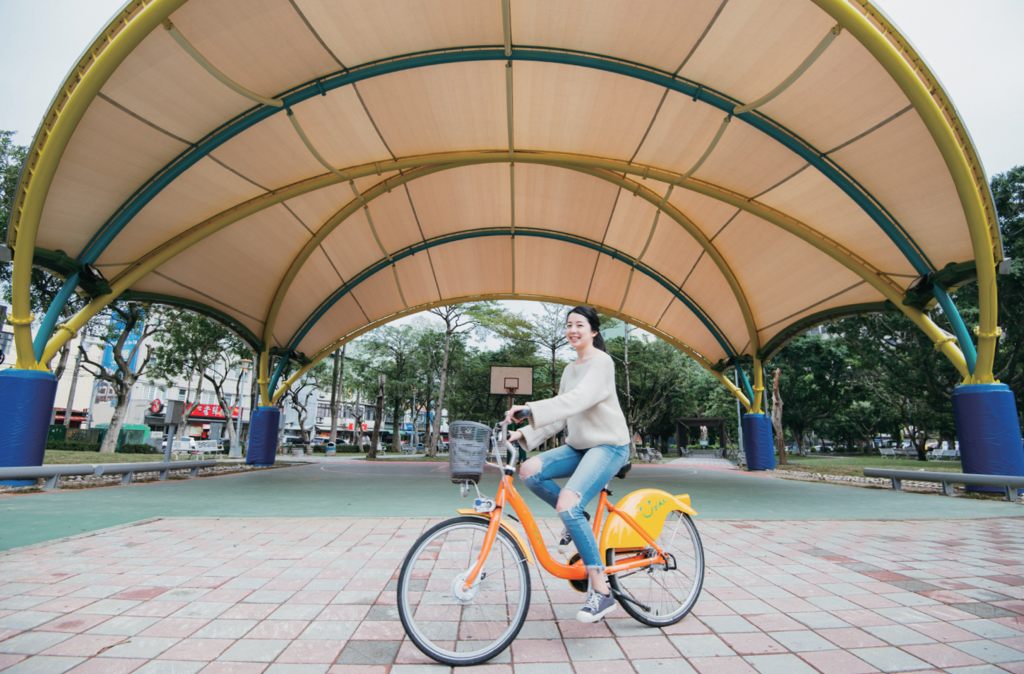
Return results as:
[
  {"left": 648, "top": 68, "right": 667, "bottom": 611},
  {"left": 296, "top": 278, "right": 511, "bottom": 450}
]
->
[{"left": 448, "top": 421, "right": 491, "bottom": 484}]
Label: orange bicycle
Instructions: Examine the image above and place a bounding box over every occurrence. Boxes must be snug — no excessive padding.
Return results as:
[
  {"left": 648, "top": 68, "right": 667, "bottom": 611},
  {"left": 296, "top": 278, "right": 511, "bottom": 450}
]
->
[{"left": 397, "top": 419, "right": 704, "bottom": 666}]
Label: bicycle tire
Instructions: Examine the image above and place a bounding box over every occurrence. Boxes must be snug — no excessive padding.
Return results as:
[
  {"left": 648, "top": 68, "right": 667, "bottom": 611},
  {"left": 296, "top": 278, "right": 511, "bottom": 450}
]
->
[
  {"left": 397, "top": 516, "right": 531, "bottom": 666},
  {"left": 606, "top": 511, "right": 704, "bottom": 626}
]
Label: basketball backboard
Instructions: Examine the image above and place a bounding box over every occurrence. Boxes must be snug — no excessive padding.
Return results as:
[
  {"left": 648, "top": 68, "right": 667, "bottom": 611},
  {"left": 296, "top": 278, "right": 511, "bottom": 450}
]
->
[{"left": 489, "top": 366, "right": 533, "bottom": 395}]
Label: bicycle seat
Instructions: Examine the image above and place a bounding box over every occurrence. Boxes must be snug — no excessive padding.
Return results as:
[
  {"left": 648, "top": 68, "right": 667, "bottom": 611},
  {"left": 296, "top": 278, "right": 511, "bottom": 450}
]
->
[{"left": 615, "top": 462, "right": 632, "bottom": 479}]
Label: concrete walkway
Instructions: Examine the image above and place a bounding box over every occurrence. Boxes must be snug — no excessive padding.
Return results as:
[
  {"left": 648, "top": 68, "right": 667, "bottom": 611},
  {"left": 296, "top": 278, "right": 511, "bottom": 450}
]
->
[
  {"left": 2, "top": 461, "right": 1022, "bottom": 552},
  {"left": 0, "top": 515, "right": 1021, "bottom": 673}
]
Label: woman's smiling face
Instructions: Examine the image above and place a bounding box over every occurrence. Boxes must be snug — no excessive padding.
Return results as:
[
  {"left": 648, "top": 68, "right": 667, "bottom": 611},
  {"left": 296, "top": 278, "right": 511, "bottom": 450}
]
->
[{"left": 566, "top": 312, "right": 596, "bottom": 351}]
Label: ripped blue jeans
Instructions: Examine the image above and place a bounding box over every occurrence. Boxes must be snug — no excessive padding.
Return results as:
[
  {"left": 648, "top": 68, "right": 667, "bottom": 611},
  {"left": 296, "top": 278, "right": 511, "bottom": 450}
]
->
[{"left": 522, "top": 443, "right": 629, "bottom": 569}]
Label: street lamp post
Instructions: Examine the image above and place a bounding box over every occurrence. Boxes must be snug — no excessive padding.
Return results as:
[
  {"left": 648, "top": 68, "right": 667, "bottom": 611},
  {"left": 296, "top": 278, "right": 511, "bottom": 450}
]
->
[{"left": 230, "top": 359, "right": 251, "bottom": 458}]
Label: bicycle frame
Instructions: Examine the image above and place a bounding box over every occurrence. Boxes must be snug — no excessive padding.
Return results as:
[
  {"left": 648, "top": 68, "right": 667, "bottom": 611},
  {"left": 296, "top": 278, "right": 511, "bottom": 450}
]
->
[{"left": 461, "top": 423, "right": 668, "bottom": 590}]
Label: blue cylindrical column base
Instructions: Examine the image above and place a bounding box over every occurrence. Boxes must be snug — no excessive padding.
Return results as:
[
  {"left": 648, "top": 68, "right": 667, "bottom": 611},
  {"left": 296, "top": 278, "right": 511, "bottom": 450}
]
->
[
  {"left": 0, "top": 370, "right": 58, "bottom": 487},
  {"left": 246, "top": 406, "right": 280, "bottom": 467},
  {"left": 742, "top": 413, "right": 775, "bottom": 471},
  {"left": 952, "top": 383, "right": 1024, "bottom": 493}
]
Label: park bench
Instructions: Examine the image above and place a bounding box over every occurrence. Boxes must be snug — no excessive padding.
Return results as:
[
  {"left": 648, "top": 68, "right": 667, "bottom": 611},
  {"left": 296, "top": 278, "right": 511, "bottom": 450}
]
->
[
  {"left": 879, "top": 447, "right": 897, "bottom": 459},
  {"left": 635, "top": 446, "right": 662, "bottom": 463}
]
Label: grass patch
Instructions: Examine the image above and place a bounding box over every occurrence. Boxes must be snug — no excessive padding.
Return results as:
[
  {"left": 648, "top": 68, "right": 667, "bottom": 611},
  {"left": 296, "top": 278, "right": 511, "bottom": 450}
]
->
[
  {"left": 44, "top": 451, "right": 169, "bottom": 465},
  {"left": 774, "top": 454, "right": 961, "bottom": 478}
]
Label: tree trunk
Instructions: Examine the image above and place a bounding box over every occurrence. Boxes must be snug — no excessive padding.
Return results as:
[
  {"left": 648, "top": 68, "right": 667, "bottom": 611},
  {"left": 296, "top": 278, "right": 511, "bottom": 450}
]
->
[
  {"left": 392, "top": 399, "right": 402, "bottom": 453},
  {"left": 368, "top": 375, "right": 385, "bottom": 460},
  {"left": 624, "top": 323, "right": 636, "bottom": 461},
  {"left": 278, "top": 398, "right": 288, "bottom": 452},
  {"left": 100, "top": 392, "right": 131, "bottom": 454},
  {"left": 428, "top": 330, "right": 451, "bottom": 457},
  {"left": 771, "top": 369, "right": 788, "bottom": 465},
  {"left": 329, "top": 346, "right": 345, "bottom": 444}
]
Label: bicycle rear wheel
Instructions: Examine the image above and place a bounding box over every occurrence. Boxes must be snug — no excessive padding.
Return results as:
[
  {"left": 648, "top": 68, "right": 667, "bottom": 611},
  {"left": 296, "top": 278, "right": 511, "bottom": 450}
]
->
[
  {"left": 397, "top": 516, "right": 531, "bottom": 666},
  {"left": 606, "top": 511, "right": 704, "bottom": 626}
]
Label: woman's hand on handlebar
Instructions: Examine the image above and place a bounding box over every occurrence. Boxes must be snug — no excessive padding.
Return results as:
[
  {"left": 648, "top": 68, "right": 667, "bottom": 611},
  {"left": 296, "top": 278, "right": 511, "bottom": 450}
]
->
[
  {"left": 507, "top": 429, "right": 524, "bottom": 445},
  {"left": 504, "top": 404, "right": 530, "bottom": 425}
]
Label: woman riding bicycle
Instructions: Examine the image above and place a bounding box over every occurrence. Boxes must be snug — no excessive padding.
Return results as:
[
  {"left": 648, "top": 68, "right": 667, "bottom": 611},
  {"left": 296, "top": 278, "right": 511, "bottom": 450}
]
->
[{"left": 504, "top": 305, "right": 630, "bottom": 623}]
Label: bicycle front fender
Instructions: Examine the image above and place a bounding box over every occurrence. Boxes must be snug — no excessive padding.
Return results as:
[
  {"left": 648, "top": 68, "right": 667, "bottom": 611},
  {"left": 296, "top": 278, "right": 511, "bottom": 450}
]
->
[
  {"left": 455, "top": 509, "right": 535, "bottom": 565},
  {"left": 599, "top": 489, "right": 697, "bottom": 551}
]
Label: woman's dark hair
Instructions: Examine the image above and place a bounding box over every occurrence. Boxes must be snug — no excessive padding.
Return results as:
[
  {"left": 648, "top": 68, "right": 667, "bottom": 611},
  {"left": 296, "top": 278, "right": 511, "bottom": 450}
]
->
[{"left": 567, "top": 305, "right": 607, "bottom": 353}]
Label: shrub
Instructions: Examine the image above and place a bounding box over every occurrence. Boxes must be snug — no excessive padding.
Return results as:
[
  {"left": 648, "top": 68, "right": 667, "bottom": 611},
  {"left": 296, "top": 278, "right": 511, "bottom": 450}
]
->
[
  {"left": 46, "top": 440, "right": 101, "bottom": 451},
  {"left": 117, "top": 443, "right": 162, "bottom": 454}
]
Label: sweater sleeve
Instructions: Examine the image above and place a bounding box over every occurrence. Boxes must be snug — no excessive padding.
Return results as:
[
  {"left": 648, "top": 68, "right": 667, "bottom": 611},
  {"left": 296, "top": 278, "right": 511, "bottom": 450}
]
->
[
  {"left": 526, "top": 355, "right": 614, "bottom": 431},
  {"left": 518, "top": 375, "right": 566, "bottom": 451}
]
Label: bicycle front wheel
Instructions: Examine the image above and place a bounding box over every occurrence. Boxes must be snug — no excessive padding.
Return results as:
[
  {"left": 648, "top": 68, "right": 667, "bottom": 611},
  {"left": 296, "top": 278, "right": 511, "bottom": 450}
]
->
[
  {"left": 397, "top": 516, "right": 531, "bottom": 666},
  {"left": 606, "top": 511, "right": 704, "bottom": 626}
]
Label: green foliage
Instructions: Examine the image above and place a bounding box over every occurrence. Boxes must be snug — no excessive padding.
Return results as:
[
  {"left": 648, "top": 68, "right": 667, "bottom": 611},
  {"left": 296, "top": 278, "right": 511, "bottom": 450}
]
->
[
  {"left": 0, "top": 130, "right": 26, "bottom": 245},
  {"left": 46, "top": 440, "right": 101, "bottom": 451},
  {"left": 117, "top": 443, "right": 162, "bottom": 454}
]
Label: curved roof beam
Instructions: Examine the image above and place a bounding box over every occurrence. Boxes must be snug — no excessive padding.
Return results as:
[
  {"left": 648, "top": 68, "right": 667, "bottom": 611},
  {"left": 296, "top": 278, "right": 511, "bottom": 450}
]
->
[
  {"left": 60, "top": 48, "right": 933, "bottom": 278},
  {"left": 811, "top": 0, "right": 998, "bottom": 383},
  {"left": 263, "top": 161, "right": 756, "bottom": 368},
  {"left": 282, "top": 226, "right": 735, "bottom": 364},
  {"left": 269, "top": 293, "right": 751, "bottom": 412},
  {"left": 40, "top": 150, "right": 968, "bottom": 381}
]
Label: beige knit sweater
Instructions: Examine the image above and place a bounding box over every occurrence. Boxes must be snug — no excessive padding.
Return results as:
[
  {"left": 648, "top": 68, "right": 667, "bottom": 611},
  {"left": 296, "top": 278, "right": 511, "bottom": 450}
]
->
[{"left": 519, "top": 350, "right": 630, "bottom": 451}]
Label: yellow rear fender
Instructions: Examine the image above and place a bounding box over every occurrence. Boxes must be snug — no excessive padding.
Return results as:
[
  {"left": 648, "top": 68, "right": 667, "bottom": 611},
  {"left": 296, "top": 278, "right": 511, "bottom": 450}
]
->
[
  {"left": 456, "top": 509, "right": 535, "bottom": 565},
  {"left": 599, "top": 489, "right": 697, "bottom": 551}
]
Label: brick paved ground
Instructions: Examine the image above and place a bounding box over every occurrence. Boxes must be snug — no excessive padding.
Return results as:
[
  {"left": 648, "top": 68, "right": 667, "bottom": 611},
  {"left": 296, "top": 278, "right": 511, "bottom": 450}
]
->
[{"left": 0, "top": 516, "right": 1021, "bottom": 673}]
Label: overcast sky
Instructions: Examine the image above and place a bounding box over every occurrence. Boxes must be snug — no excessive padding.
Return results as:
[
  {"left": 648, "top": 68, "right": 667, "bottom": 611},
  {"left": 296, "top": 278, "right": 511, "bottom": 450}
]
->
[{"left": 1, "top": 0, "right": 1020, "bottom": 337}]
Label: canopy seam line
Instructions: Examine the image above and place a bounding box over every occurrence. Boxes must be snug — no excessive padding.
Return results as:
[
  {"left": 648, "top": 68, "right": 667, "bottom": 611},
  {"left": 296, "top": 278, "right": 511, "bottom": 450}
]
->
[
  {"left": 287, "top": 0, "right": 347, "bottom": 70},
  {"left": 281, "top": 201, "right": 346, "bottom": 284},
  {"left": 678, "top": 209, "right": 741, "bottom": 291},
  {"left": 207, "top": 155, "right": 270, "bottom": 191},
  {"left": 352, "top": 84, "right": 397, "bottom": 160},
  {"left": 627, "top": 0, "right": 730, "bottom": 163},
  {"left": 586, "top": 187, "right": 622, "bottom": 303},
  {"left": 757, "top": 280, "right": 867, "bottom": 332},
  {"left": 97, "top": 93, "right": 193, "bottom": 146},
  {"left": 152, "top": 271, "right": 265, "bottom": 324},
  {"left": 401, "top": 183, "right": 442, "bottom": 300},
  {"left": 751, "top": 163, "right": 811, "bottom": 200},
  {"left": 824, "top": 104, "right": 914, "bottom": 155},
  {"left": 653, "top": 296, "right": 674, "bottom": 329}
]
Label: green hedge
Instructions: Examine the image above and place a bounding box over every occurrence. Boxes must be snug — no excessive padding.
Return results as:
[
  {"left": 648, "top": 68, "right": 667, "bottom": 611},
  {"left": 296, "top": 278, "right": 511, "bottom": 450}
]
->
[
  {"left": 117, "top": 443, "right": 162, "bottom": 454},
  {"left": 46, "top": 440, "right": 101, "bottom": 451}
]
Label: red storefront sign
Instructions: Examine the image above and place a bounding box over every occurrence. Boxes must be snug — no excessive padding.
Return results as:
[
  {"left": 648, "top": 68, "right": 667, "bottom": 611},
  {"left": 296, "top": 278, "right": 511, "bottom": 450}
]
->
[
  {"left": 348, "top": 422, "right": 368, "bottom": 431},
  {"left": 188, "top": 404, "right": 240, "bottom": 419}
]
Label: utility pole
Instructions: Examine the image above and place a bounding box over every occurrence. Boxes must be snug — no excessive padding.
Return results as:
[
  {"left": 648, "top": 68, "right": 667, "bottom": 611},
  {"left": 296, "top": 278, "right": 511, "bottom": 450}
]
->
[
  {"left": 230, "top": 359, "right": 250, "bottom": 458},
  {"left": 368, "top": 374, "right": 385, "bottom": 460},
  {"left": 735, "top": 368, "right": 744, "bottom": 457},
  {"left": 63, "top": 349, "right": 83, "bottom": 428}
]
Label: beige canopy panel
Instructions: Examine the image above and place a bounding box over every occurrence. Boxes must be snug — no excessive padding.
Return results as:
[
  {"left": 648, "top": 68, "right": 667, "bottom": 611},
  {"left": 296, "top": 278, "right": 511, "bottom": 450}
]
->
[{"left": 9, "top": 0, "right": 1003, "bottom": 411}]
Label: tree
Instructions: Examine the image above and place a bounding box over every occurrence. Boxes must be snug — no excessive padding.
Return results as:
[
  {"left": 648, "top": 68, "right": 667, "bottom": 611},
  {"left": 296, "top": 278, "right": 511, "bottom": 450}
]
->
[
  {"left": 149, "top": 311, "right": 238, "bottom": 442},
  {"left": 201, "top": 339, "right": 251, "bottom": 449},
  {"left": 328, "top": 346, "right": 345, "bottom": 444},
  {"left": 282, "top": 360, "right": 333, "bottom": 445},
  {"left": 769, "top": 368, "right": 788, "bottom": 465},
  {"left": 768, "top": 334, "right": 855, "bottom": 455},
  {"left": 78, "top": 303, "right": 161, "bottom": 453},
  {"left": 606, "top": 335, "right": 696, "bottom": 459},
  {"left": 359, "top": 324, "right": 417, "bottom": 452}
]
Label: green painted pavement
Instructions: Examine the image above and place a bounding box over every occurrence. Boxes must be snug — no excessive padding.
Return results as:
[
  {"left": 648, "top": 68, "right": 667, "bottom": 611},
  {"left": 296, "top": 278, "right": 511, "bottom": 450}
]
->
[{"left": 1, "top": 462, "right": 1020, "bottom": 551}]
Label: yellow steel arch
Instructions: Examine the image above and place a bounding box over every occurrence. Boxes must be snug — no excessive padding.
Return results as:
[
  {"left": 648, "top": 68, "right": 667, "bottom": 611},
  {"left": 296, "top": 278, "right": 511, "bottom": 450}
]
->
[
  {"left": 812, "top": 0, "right": 999, "bottom": 383},
  {"left": 40, "top": 150, "right": 969, "bottom": 392}
]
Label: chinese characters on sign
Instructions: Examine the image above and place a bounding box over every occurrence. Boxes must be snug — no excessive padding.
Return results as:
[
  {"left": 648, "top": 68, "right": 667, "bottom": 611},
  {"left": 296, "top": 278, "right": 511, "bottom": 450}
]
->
[{"left": 189, "top": 404, "right": 240, "bottom": 419}]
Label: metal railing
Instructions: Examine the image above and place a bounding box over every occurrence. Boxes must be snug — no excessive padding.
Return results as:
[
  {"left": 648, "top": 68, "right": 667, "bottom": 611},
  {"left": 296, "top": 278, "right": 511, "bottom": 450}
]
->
[
  {"left": 0, "top": 460, "right": 218, "bottom": 490},
  {"left": 864, "top": 468, "right": 1024, "bottom": 502}
]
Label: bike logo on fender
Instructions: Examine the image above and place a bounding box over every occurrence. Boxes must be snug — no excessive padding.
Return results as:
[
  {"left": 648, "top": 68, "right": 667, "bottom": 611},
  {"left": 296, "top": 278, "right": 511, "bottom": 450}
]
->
[{"left": 640, "top": 497, "right": 667, "bottom": 518}]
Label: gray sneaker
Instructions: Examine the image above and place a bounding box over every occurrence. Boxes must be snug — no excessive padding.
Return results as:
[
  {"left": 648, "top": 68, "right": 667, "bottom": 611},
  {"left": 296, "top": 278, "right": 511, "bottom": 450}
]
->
[{"left": 576, "top": 589, "right": 617, "bottom": 623}]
